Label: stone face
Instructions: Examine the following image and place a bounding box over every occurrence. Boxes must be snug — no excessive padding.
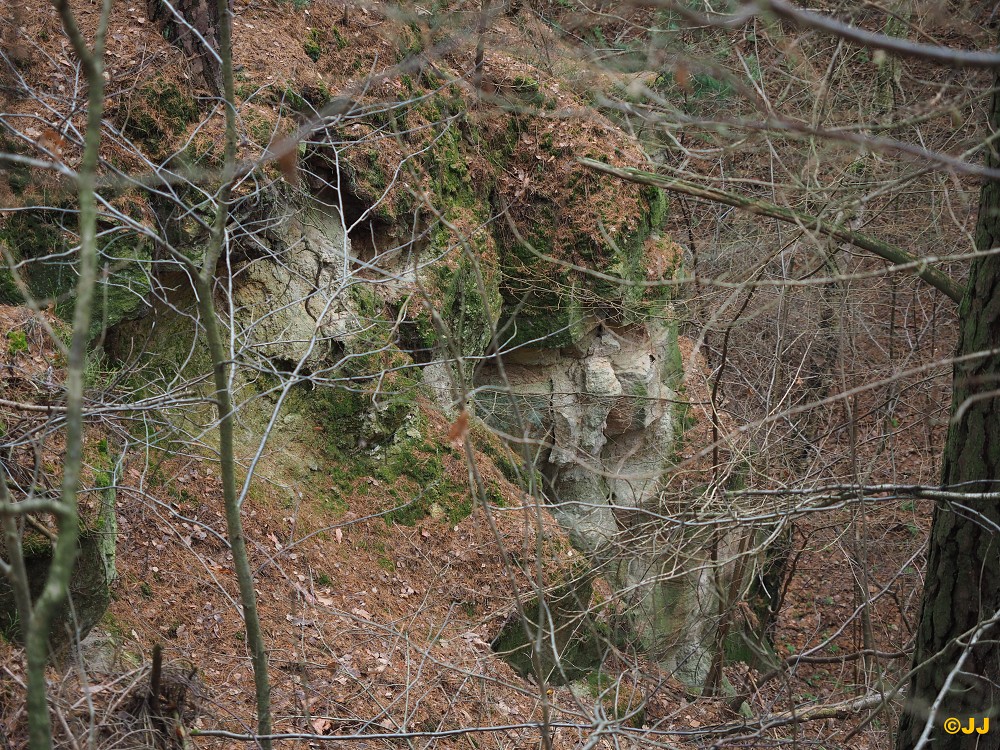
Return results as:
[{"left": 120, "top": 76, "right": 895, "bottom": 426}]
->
[
  {"left": 231, "top": 197, "right": 360, "bottom": 370},
  {"left": 0, "top": 525, "right": 117, "bottom": 653},
  {"left": 75, "top": 627, "right": 123, "bottom": 674},
  {"left": 475, "top": 317, "right": 730, "bottom": 685},
  {"left": 476, "top": 319, "right": 677, "bottom": 537}
]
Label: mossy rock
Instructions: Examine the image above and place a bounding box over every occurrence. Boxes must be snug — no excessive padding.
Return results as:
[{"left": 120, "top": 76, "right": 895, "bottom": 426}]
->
[
  {"left": 0, "top": 487, "right": 117, "bottom": 653},
  {"left": 495, "top": 185, "right": 669, "bottom": 349},
  {"left": 490, "top": 574, "right": 603, "bottom": 685},
  {"left": 0, "top": 210, "right": 71, "bottom": 306},
  {"left": 428, "top": 252, "right": 502, "bottom": 358},
  {"left": 0, "top": 211, "right": 152, "bottom": 335},
  {"left": 92, "top": 238, "right": 154, "bottom": 333},
  {"left": 312, "top": 406, "right": 472, "bottom": 526},
  {"left": 328, "top": 83, "right": 671, "bottom": 355},
  {"left": 312, "top": 385, "right": 389, "bottom": 457}
]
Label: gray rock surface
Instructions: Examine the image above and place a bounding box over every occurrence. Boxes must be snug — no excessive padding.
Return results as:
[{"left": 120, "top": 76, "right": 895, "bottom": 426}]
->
[
  {"left": 475, "top": 319, "right": 722, "bottom": 684},
  {"left": 231, "top": 197, "right": 361, "bottom": 370}
]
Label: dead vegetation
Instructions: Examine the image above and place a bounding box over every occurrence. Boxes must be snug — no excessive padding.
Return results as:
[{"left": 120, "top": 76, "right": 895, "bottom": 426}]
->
[{"left": 0, "top": 0, "right": 992, "bottom": 748}]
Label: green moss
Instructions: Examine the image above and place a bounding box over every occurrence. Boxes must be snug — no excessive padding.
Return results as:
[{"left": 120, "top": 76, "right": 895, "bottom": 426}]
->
[
  {"left": 410, "top": 309, "right": 440, "bottom": 351},
  {"left": 348, "top": 283, "right": 380, "bottom": 318},
  {"left": 396, "top": 24, "right": 424, "bottom": 62},
  {"left": 314, "top": 387, "right": 367, "bottom": 457},
  {"left": 0, "top": 254, "right": 20, "bottom": 303},
  {"left": 661, "top": 320, "right": 683, "bottom": 388},
  {"left": 0, "top": 136, "right": 31, "bottom": 195},
  {"left": 470, "top": 419, "right": 521, "bottom": 482},
  {"left": 1, "top": 209, "right": 150, "bottom": 338},
  {"left": 428, "top": 124, "right": 475, "bottom": 205},
  {"left": 690, "top": 73, "right": 733, "bottom": 102},
  {"left": 276, "top": 81, "right": 331, "bottom": 114},
  {"left": 490, "top": 575, "right": 602, "bottom": 684},
  {"left": 94, "top": 237, "right": 154, "bottom": 334},
  {"left": 495, "top": 167, "right": 671, "bottom": 347},
  {"left": 433, "top": 253, "right": 502, "bottom": 358},
  {"left": 281, "top": 86, "right": 309, "bottom": 112},
  {"left": 304, "top": 28, "right": 322, "bottom": 61},
  {"left": 378, "top": 442, "right": 469, "bottom": 526},
  {"left": 645, "top": 186, "right": 668, "bottom": 229},
  {"left": 6, "top": 330, "right": 27, "bottom": 355},
  {"left": 508, "top": 289, "right": 587, "bottom": 348},
  {"left": 119, "top": 78, "right": 198, "bottom": 156},
  {"left": 510, "top": 75, "right": 545, "bottom": 108},
  {"left": 0, "top": 522, "right": 115, "bottom": 649},
  {"left": 244, "top": 110, "right": 276, "bottom": 145},
  {"left": 330, "top": 26, "right": 348, "bottom": 50},
  {"left": 0, "top": 210, "right": 70, "bottom": 305},
  {"left": 310, "top": 381, "right": 473, "bottom": 526},
  {"left": 590, "top": 187, "right": 669, "bottom": 325},
  {"left": 234, "top": 68, "right": 257, "bottom": 101}
]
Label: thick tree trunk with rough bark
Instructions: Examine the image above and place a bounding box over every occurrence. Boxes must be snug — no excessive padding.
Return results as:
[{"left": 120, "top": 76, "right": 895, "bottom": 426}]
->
[
  {"left": 896, "top": 81, "right": 1000, "bottom": 750},
  {"left": 148, "top": 0, "right": 223, "bottom": 95}
]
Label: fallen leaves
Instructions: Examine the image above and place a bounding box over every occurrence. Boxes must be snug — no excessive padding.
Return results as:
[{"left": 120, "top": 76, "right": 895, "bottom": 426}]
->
[
  {"left": 276, "top": 144, "right": 297, "bottom": 182},
  {"left": 447, "top": 410, "right": 469, "bottom": 443},
  {"left": 311, "top": 717, "right": 331, "bottom": 733}
]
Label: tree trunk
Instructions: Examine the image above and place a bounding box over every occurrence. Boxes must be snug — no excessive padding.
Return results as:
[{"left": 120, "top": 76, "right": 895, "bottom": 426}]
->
[
  {"left": 896, "top": 80, "right": 1000, "bottom": 750},
  {"left": 148, "top": 0, "right": 223, "bottom": 95}
]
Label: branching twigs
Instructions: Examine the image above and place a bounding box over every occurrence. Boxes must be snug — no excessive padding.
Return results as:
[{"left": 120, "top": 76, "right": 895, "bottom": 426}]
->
[
  {"left": 756, "top": 649, "right": 910, "bottom": 689},
  {"left": 579, "top": 159, "right": 965, "bottom": 303},
  {"left": 20, "top": 1, "right": 112, "bottom": 748},
  {"left": 188, "top": 691, "right": 893, "bottom": 744},
  {"left": 3, "top": 1, "right": 988, "bottom": 747},
  {"left": 711, "top": 691, "right": 894, "bottom": 743},
  {"left": 0, "top": 399, "right": 68, "bottom": 414},
  {"left": 189, "top": 0, "right": 273, "bottom": 742},
  {"left": 755, "top": 0, "right": 1000, "bottom": 70}
]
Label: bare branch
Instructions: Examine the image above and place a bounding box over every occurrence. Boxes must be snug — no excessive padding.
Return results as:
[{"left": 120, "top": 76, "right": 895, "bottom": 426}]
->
[
  {"left": 757, "top": 0, "right": 1000, "bottom": 69},
  {"left": 580, "top": 158, "right": 965, "bottom": 303}
]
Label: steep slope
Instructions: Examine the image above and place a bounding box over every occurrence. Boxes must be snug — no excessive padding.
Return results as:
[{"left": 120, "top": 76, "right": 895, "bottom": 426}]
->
[{"left": 0, "top": 1, "right": 764, "bottom": 746}]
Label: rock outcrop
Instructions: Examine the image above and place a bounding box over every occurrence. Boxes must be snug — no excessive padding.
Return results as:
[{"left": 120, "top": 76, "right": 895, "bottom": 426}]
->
[
  {"left": 9, "top": 6, "right": 745, "bottom": 686},
  {"left": 474, "top": 317, "right": 723, "bottom": 683},
  {"left": 231, "top": 195, "right": 360, "bottom": 371}
]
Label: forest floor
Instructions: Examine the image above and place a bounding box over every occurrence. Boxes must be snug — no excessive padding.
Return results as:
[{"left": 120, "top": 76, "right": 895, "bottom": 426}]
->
[
  {"left": 0, "top": 308, "right": 943, "bottom": 749},
  {"left": 0, "top": 0, "right": 965, "bottom": 746}
]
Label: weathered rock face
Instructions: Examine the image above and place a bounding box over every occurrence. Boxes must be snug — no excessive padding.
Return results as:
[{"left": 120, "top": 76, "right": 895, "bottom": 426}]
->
[
  {"left": 231, "top": 196, "right": 361, "bottom": 371},
  {"left": 220, "top": 191, "right": 727, "bottom": 684},
  {"left": 474, "top": 318, "right": 722, "bottom": 684},
  {"left": 477, "top": 320, "right": 677, "bottom": 551}
]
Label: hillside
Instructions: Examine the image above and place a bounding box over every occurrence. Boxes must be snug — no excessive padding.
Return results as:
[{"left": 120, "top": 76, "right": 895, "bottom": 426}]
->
[
  {"left": 0, "top": 0, "right": 697, "bottom": 746},
  {"left": 1, "top": 0, "right": 992, "bottom": 749}
]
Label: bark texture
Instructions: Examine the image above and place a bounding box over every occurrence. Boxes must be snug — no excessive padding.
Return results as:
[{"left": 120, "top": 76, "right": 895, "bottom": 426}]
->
[
  {"left": 148, "top": 0, "right": 223, "bottom": 94},
  {"left": 896, "top": 79, "right": 1000, "bottom": 750}
]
